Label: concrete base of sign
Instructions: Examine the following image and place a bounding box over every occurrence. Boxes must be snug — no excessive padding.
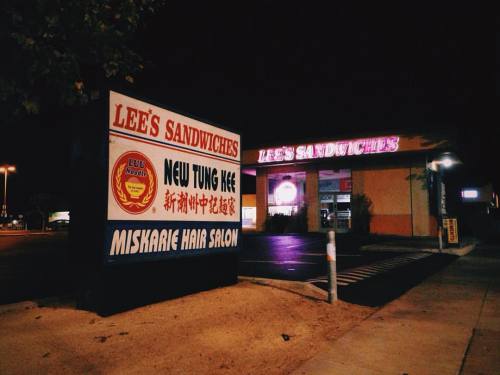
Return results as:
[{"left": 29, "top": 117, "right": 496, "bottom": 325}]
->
[{"left": 77, "top": 253, "right": 238, "bottom": 316}]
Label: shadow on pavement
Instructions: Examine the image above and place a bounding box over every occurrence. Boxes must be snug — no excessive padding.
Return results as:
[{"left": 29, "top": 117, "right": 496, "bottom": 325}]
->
[
  {"left": 0, "top": 232, "right": 76, "bottom": 305},
  {"left": 338, "top": 254, "right": 458, "bottom": 307}
]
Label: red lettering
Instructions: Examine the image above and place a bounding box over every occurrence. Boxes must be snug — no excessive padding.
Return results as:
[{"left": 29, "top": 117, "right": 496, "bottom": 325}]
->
[
  {"left": 150, "top": 115, "right": 159, "bottom": 137},
  {"left": 113, "top": 104, "right": 125, "bottom": 128},
  {"left": 219, "top": 137, "right": 226, "bottom": 155},
  {"left": 173, "top": 123, "right": 183, "bottom": 143},
  {"left": 233, "top": 141, "right": 239, "bottom": 157},
  {"left": 200, "top": 131, "right": 209, "bottom": 150},
  {"left": 183, "top": 125, "right": 191, "bottom": 145},
  {"left": 124, "top": 107, "right": 138, "bottom": 131},
  {"left": 191, "top": 127, "right": 199, "bottom": 147},
  {"left": 165, "top": 119, "right": 174, "bottom": 140},
  {"left": 211, "top": 135, "right": 220, "bottom": 152},
  {"left": 137, "top": 110, "right": 149, "bottom": 134}
]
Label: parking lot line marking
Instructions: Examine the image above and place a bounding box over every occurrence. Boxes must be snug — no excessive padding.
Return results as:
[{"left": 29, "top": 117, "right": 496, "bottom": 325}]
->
[
  {"left": 285, "top": 240, "right": 323, "bottom": 249},
  {"left": 240, "top": 260, "right": 316, "bottom": 265},
  {"left": 344, "top": 270, "right": 375, "bottom": 277},
  {"left": 306, "top": 252, "right": 434, "bottom": 288},
  {"left": 337, "top": 276, "right": 362, "bottom": 282},
  {"left": 301, "top": 252, "right": 361, "bottom": 257}
]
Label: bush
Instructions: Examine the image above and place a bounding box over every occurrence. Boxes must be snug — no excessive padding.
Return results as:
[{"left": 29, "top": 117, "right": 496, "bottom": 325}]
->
[
  {"left": 265, "top": 206, "right": 308, "bottom": 233},
  {"left": 351, "top": 194, "right": 373, "bottom": 233}
]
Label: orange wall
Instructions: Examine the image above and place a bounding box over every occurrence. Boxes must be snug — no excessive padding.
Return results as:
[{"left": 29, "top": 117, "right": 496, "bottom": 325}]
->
[
  {"left": 353, "top": 167, "right": 408, "bottom": 236},
  {"left": 353, "top": 166, "right": 433, "bottom": 236},
  {"left": 370, "top": 215, "right": 412, "bottom": 235},
  {"left": 242, "top": 194, "right": 256, "bottom": 207}
]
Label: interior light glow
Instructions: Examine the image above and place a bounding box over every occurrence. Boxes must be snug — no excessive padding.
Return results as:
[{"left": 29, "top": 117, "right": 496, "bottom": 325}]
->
[{"left": 274, "top": 181, "right": 298, "bottom": 205}]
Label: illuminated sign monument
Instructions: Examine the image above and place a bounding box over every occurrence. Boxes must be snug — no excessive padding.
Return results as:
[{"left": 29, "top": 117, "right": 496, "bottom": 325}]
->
[
  {"left": 106, "top": 91, "right": 241, "bottom": 264},
  {"left": 258, "top": 136, "right": 400, "bottom": 163}
]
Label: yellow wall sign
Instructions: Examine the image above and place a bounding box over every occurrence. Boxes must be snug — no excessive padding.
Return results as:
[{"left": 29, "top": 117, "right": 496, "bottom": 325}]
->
[{"left": 446, "top": 218, "right": 459, "bottom": 244}]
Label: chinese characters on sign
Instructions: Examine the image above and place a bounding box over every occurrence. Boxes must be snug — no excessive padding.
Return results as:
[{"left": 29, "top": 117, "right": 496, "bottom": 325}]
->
[{"left": 164, "top": 190, "right": 236, "bottom": 216}]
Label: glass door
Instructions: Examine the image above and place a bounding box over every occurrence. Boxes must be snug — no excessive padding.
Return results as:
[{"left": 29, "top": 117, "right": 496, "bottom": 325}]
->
[{"left": 319, "top": 170, "right": 352, "bottom": 232}]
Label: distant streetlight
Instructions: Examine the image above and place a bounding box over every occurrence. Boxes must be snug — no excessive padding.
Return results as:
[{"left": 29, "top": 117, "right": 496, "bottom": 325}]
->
[{"left": 0, "top": 165, "right": 16, "bottom": 218}]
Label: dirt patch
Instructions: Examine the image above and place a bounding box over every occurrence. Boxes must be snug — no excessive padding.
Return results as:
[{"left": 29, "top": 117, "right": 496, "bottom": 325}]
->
[{"left": 0, "top": 281, "right": 374, "bottom": 374}]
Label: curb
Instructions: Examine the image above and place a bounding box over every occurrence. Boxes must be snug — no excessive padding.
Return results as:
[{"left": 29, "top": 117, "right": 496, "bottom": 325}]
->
[
  {"left": 0, "top": 301, "right": 37, "bottom": 315},
  {"left": 238, "top": 276, "right": 327, "bottom": 301},
  {"left": 0, "top": 232, "right": 52, "bottom": 237},
  {"left": 361, "top": 242, "right": 477, "bottom": 257}
]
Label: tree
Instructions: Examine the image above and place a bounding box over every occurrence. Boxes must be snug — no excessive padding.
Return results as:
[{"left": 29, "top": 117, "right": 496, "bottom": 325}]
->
[{"left": 0, "top": 0, "right": 165, "bottom": 120}]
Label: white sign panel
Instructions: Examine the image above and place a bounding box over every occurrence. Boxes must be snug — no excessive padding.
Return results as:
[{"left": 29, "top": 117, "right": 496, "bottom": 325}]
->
[{"left": 105, "top": 91, "right": 241, "bottom": 263}]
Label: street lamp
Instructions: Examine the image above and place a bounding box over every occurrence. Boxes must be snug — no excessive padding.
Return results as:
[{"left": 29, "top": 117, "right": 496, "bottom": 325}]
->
[
  {"left": 0, "top": 165, "right": 16, "bottom": 218},
  {"left": 427, "top": 153, "right": 459, "bottom": 250}
]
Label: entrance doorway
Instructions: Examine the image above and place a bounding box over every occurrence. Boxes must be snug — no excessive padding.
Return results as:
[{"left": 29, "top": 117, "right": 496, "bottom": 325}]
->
[{"left": 319, "top": 169, "right": 352, "bottom": 232}]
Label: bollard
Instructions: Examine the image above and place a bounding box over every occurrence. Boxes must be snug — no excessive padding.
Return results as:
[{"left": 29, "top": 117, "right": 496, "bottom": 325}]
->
[
  {"left": 438, "top": 226, "right": 443, "bottom": 252},
  {"left": 327, "top": 230, "right": 337, "bottom": 303}
]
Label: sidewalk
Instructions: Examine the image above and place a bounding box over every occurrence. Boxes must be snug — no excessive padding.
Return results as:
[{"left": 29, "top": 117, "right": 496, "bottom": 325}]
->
[
  {"left": 361, "top": 236, "right": 477, "bottom": 256},
  {"left": 293, "top": 244, "right": 500, "bottom": 375}
]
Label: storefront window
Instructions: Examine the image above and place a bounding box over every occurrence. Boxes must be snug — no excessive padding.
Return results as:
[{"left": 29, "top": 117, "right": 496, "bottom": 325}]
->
[
  {"left": 267, "top": 172, "right": 306, "bottom": 216},
  {"left": 242, "top": 207, "right": 256, "bottom": 228},
  {"left": 319, "top": 169, "right": 352, "bottom": 231}
]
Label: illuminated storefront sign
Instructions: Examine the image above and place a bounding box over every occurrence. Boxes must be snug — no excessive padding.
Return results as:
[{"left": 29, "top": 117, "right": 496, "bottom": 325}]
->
[
  {"left": 461, "top": 189, "right": 478, "bottom": 199},
  {"left": 258, "top": 136, "right": 399, "bottom": 163}
]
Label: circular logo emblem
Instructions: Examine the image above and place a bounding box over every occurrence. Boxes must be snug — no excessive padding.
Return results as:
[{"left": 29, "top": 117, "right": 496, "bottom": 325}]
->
[{"left": 111, "top": 151, "right": 157, "bottom": 214}]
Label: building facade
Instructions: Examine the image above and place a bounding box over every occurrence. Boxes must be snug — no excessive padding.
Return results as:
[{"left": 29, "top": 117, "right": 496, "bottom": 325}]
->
[{"left": 242, "top": 134, "right": 451, "bottom": 236}]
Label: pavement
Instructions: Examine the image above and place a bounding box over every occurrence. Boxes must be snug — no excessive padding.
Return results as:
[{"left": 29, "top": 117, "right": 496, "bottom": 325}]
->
[
  {"left": 292, "top": 243, "right": 500, "bottom": 375},
  {"left": 361, "top": 236, "right": 477, "bottom": 256},
  {"left": 239, "top": 233, "right": 403, "bottom": 282},
  {"left": 0, "top": 230, "right": 51, "bottom": 236}
]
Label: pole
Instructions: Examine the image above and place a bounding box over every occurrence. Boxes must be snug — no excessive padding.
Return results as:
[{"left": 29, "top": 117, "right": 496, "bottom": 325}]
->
[
  {"left": 436, "top": 167, "right": 443, "bottom": 252},
  {"left": 1, "top": 170, "right": 7, "bottom": 218},
  {"left": 438, "top": 226, "right": 443, "bottom": 252},
  {"left": 327, "top": 230, "right": 337, "bottom": 303}
]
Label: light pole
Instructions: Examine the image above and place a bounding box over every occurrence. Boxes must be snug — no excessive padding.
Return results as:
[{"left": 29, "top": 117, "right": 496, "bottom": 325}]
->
[
  {"left": 0, "top": 165, "right": 16, "bottom": 218},
  {"left": 428, "top": 154, "right": 457, "bottom": 250}
]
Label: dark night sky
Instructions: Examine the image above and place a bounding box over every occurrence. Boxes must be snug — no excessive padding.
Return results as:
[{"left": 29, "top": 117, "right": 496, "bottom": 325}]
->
[{"left": 0, "top": 2, "right": 496, "bottom": 213}]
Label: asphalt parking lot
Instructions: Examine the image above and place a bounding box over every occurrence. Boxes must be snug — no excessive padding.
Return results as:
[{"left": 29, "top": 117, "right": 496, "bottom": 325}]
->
[
  {"left": 239, "top": 233, "right": 457, "bottom": 306},
  {"left": 239, "top": 233, "right": 399, "bottom": 281},
  {"left": 0, "top": 231, "right": 457, "bottom": 308}
]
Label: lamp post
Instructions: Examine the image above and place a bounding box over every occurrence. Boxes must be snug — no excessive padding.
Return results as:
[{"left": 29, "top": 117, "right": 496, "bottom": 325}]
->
[
  {"left": 428, "top": 155, "right": 456, "bottom": 251},
  {"left": 0, "top": 165, "right": 16, "bottom": 218}
]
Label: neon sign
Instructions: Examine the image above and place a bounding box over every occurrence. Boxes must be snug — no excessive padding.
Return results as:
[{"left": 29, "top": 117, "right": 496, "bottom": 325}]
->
[{"left": 258, "top": 136, "right": 399, "bottom": 163}]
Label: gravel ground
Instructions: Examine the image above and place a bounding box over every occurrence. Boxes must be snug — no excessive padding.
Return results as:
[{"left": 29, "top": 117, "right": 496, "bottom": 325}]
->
[{"left": 0, "top": 281, "right": 374, "bottom": 375}]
